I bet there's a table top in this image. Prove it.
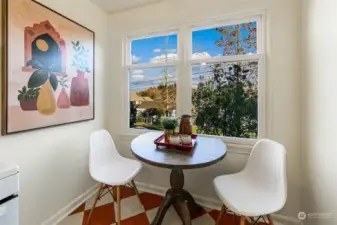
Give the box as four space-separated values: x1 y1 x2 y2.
131 132 227 169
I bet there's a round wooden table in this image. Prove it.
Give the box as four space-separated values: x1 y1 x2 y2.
131 132 227 225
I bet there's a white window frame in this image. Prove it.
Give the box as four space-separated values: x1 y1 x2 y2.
122 11 267 146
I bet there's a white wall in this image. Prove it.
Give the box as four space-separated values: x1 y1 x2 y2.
0 0 108 224
302 0 337 224
107 0 302 219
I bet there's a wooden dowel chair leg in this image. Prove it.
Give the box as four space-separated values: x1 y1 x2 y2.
267 214 274 225
116 186 121 225
131 180 141 203
216 204 227 225
87 183 103 224
107 186 116 202
112 186 117 201
240 216 246 225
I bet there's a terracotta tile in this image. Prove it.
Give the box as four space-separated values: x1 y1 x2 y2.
82 203 115 225
139 193 164 211
120 186 136 199
208 209 238 225
173 203 207 221
70 203 86 215
121 213 149 225
187 203 207 220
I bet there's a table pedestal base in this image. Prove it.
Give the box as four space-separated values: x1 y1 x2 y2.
151 168 203 225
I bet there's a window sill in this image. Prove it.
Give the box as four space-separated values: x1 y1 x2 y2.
120 131 255 155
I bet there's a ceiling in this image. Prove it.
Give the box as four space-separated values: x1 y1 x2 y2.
91 0 168 13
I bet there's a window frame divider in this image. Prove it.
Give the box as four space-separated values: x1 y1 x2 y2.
122 11 267 143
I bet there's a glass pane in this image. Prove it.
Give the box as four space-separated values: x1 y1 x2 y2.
129 67 177 130
131 34 178 64
192 22 257 59
192 60 258 138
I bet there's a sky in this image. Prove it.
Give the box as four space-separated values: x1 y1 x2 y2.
130 22 257 92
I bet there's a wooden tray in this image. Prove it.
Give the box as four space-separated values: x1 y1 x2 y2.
154 134 198 152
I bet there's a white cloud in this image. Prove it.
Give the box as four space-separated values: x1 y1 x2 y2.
153 48 161 53
131 74 144 80
131 69 144 75
150 53 178 63
166 49 177 53
131 69 144 80
132 55 140 63
192 52 211 59
150 51 210 63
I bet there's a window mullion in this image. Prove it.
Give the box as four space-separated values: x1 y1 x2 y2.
176 25 192 117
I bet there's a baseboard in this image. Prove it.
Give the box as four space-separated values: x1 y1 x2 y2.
42 184 99 225
135 181 302 225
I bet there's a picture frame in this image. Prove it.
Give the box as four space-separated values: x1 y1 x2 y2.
1 0 95 135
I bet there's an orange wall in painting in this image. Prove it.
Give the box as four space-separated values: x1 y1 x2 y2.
23 20 67 73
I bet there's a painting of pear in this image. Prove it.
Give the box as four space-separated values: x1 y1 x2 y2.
37 79 56 115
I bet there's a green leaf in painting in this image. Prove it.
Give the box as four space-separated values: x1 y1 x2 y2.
28 70 48 88
49 73 58 91
76 41 80 46
26 60 45 70
23 86 27 93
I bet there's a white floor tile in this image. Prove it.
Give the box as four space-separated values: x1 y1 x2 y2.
85 192 114 210
114 195 145 220
146 207 182 225
191 214 214 225
57 212 83 225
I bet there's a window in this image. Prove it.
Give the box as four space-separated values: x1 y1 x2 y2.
125 15 264 141
191 22 260 139
128 33 178 131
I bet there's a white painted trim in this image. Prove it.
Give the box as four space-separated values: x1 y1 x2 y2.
121 10 268 145
125 61 180 69
42 184 99 225
188 54 261 65
135 181 302 225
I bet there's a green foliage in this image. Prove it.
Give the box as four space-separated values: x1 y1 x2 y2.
18 86 40 101
137 114 144 122
130 101 137 127
26 59 58 91
49 73 58 91
26 59 45 70
215 22 257 56
59 75 69 88
192 62 258 138
72 41 91 73
28 70 48 88
192 22 258 138
161 117 178 130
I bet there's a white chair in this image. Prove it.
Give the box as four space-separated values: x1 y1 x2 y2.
213 139 287 225
88 130 142 225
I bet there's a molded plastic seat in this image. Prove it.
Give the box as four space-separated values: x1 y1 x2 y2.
90 130 142 186
213 139 287 217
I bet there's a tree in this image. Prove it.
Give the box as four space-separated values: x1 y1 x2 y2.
129 101 137 127
192 22 258 138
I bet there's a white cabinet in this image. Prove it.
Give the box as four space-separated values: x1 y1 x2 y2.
0 163 19 225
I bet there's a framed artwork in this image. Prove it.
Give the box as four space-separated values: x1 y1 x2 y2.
1 0 95 135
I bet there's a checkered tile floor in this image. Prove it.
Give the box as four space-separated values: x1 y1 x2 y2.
58 186 267 225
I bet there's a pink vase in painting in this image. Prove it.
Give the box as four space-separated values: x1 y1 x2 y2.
57 88 71 109
70 70 89 107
